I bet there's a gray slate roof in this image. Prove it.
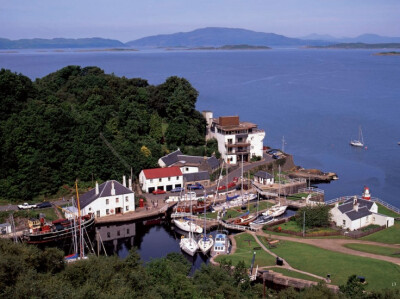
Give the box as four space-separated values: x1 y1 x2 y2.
160 149 220 170
254 171 273 180
345 207 372 221
183 171 210 182
160 150 183 166
79 180 133 209
339 198 374 214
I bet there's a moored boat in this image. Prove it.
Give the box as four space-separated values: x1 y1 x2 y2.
174 218 203 234
198 234 214 255
233 212 258 226
262 204 287 217
249 215 274 230
211 233 230 256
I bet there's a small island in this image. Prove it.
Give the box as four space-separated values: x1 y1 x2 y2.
374 51 400 56
188 44 271 50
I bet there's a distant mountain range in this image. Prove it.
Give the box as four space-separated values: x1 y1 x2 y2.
1 28 400 49
0 37 125 49
126 27 330 47
300 33 400 44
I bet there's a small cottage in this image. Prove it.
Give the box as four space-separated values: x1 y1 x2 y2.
254 171 274 185
330 196 394 231
139 166 183 193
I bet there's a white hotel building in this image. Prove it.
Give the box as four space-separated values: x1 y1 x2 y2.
203 112 265 164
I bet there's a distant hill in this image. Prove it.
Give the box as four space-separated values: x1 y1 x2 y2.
189 44 271 50
300 33 400 44
309 43 400 49
126 27 331 48
0 37 125 49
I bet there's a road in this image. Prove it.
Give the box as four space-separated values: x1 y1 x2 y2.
0 199 70 212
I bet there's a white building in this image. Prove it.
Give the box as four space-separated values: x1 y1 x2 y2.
78 178 135 218
330 196 394 231
203 112 265 164
0 223 11 235
253 171 274 185
139 166 183 193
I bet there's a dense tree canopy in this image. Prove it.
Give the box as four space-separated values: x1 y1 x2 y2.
0 67 208 201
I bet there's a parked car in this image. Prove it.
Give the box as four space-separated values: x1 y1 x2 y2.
227 182 236 188
187 182 204 190
18 203 37 210
233 177 239 183
217 185 227 191
152 189 166 195
170 187 184 193
36 202 52 209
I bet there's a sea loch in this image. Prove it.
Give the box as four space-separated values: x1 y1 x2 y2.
1 48 399 206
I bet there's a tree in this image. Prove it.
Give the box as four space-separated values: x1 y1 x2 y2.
339 274 366 298
149 112 163 142
295 205 332 229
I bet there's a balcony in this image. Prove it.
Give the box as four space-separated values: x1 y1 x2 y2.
225 142 250 148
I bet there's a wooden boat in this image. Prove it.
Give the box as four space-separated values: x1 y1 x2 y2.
233 212 258 226
175 200 211 214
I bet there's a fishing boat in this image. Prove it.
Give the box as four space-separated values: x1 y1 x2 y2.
211 233 230 256
175 199 212 214
350 126 364 147
197 196 214 254
249 215 274 230
180 192 199 256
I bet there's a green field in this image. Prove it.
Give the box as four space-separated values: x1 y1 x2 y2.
260 239 400 290
344 243 400 258
377 203 400 218
214 233 276 268
361 221 400 244
286 193 308 201
269 267 324 283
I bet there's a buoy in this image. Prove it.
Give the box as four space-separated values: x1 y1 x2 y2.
362 186 371 200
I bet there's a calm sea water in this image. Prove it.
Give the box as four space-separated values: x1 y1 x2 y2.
1 49 399 207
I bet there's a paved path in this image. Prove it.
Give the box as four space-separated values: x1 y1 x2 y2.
257 231 400 265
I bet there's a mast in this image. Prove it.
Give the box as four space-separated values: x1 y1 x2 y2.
241 154 244 203
75 181 83 259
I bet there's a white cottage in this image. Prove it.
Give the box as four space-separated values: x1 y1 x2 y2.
139 166 183 193
78 178 135 218
330 196 394 231
253 171 274 185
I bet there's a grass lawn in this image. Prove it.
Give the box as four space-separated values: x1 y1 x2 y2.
286 193 308 201
377 203 400 218
261 239 400 290
361 221 400 244
269 267 324 283
343 243 400 258
214 233 276 268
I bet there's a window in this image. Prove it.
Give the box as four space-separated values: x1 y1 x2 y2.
126 206 129 211
150 179 153 183
106 209 110 215
127 229 130 234
125 196 129 202
116 198 119 203
117 230 120 236
159 178 162 182
342 220 346 226
186 167 189 171
107 232 110 238
176 176 179 180
96 211 100 218
106 198 109 205
89 207 92 211
168 177 171 181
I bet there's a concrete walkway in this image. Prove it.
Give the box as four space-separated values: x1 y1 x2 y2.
257 231 400 265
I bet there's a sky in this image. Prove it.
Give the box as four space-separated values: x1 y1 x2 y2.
1 0 399 42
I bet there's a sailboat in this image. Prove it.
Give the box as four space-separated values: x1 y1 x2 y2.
262 166 287 218
179 191 199 256
350 126 364 147
65 181 89 262
250 193 274 229
198 192 214 254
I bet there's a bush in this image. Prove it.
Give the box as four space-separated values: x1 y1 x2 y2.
295 205 332 229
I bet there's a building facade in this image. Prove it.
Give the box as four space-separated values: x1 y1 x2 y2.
203 112 265 164
139 166 183 193
79 179 135 218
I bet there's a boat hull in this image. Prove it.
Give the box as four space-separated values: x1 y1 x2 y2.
174 219 203 233
23 215 95 244
180 238 199 256
198 237 214 254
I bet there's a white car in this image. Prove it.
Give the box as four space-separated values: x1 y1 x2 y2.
18 203 37 210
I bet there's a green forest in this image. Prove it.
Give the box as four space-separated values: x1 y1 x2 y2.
0 66 218 201
1 239 399 299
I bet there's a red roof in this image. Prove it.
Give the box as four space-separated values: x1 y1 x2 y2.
142 166 182 179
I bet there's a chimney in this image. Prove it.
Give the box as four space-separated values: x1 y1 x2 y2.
129 178 132 191
353 196 357 206
123 175 127 188
95 181 99 195
354 203 358 212
111 181 116 196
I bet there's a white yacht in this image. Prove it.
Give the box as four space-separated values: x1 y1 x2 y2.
198 235 214 255
350 126 364 147
174 218 203 234
262 203 287 217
